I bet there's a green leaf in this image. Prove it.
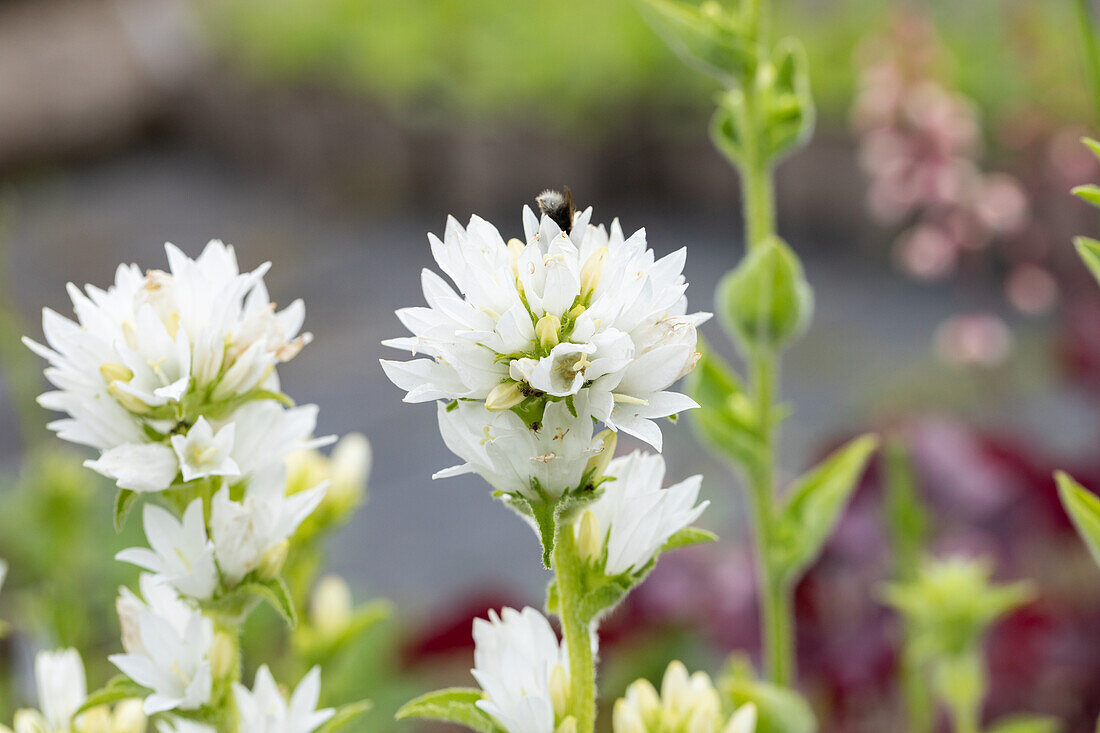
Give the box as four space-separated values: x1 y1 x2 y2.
114 489 137 532
662 526 718 552
1083 137 1100 161
395 688 506 733
985 714 1062 733
317 700 372 732
687 348 765 471
773 434 879 583
718 658 817 733
1074 236 1100 286
1056 471 1100 568
882 439 928 582
242 577 298 628
76 676 149 715
1073 184 1100 208
717 236 814 352
636 0 753 85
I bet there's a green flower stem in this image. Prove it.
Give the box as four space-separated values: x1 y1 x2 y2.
553 523 596 733
746 346 794 686
1075 0 1100 120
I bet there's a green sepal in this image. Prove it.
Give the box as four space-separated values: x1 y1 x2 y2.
317 700 373 732
985 715 1062 733
636 0 753 86
771 434 878 584
1056 471 1100 567
241 577 297 628
395 688 506 733
662 526 719 552
717 654 817 733
687 347 766 472
717 236 814 353
1074 236 1100 286
760 38 815 163
114 489 138 532
1072 184 1100 208
711 88 748 165
76 675 149 715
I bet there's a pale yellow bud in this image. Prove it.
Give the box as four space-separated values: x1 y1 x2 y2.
330 433 371 504
583 429 617 481
580 246 609 299
577 510 602 565
549 663 570 719
110 699 147 733
76 706 111 733
626 679 661 726
722 703 757 733
258 539 289 580
311 574 353 638
12 709 47 733
486 381 525 411
99 362 134 384
555 717 577 733
507 238 526 273
106 382 152 415
612 699 645 733
688 706 717 733
536 315 562 350
568 304 586 320
208 629 238 681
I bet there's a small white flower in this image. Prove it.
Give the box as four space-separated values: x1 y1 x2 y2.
33 648 86 732
170 418 240 483
109 575 213 715
84 442 179 493
155 720 215 733
233 666 334 733
382 206 708 450
210 466 326 586
116 499 219 600
612 661 754 733
433 398 601 501
472 607 569 733
580 452 708 576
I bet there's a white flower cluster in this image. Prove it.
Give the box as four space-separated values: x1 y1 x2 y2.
383 205 708 452
25 240 322 494
471 607 573 733
24 242 343 726
612 662 757 733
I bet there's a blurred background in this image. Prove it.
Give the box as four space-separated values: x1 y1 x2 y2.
0 0 1098 730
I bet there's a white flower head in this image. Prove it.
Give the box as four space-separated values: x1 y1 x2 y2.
210 466 326 586
109 575 213 715
579 452 708 576
472 607 570 733
433 397 602 501
612 661 755 733
170 418 240 483
382 205 708 450
24 240 313 492
233 666 334 733
32 648 87 732
116 499 219 600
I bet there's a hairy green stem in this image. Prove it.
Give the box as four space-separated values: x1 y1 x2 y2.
553 526 596 733
1076 0 1100 120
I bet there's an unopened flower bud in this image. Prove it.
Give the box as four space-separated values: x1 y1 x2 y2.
550 663 570 720
311 574 353 638
507 238 526 273
110 699 147 733
99 362 134 384
208 629 238 681
555 717 577 733
257 539 289 580
536 315 561 350
577 510 602 564
629 679 661 726
613 699 645 733
486 381 525 411
584 429 617 480
77 706 111 733
580 246 609 299
722 703 757 733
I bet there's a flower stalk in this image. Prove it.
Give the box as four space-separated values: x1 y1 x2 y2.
552 525 597 733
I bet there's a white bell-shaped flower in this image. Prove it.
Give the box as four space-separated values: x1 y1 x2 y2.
233 666 334 733
115 499 219 601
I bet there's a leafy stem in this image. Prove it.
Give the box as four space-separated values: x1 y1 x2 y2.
552 522 596 733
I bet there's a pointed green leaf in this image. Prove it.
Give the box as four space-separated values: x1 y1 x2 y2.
1074 236 1100 286
1056 471 1100 568
76 676 149 715
1073 184 1100 208
1082 137 1100 161
985 714 1061 733
395 688 506 733
243 577 298 628
662 526 718 552
114 489 137 532
687 348 765 471
774 434 879 582
317 700 372 732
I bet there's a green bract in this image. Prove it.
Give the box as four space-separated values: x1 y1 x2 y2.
717 236 813 353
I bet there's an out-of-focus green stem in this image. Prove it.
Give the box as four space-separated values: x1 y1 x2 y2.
553 525 596 733
1076 0 1100 119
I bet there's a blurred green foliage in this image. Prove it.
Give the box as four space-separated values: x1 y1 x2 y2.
205 0 1087 135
